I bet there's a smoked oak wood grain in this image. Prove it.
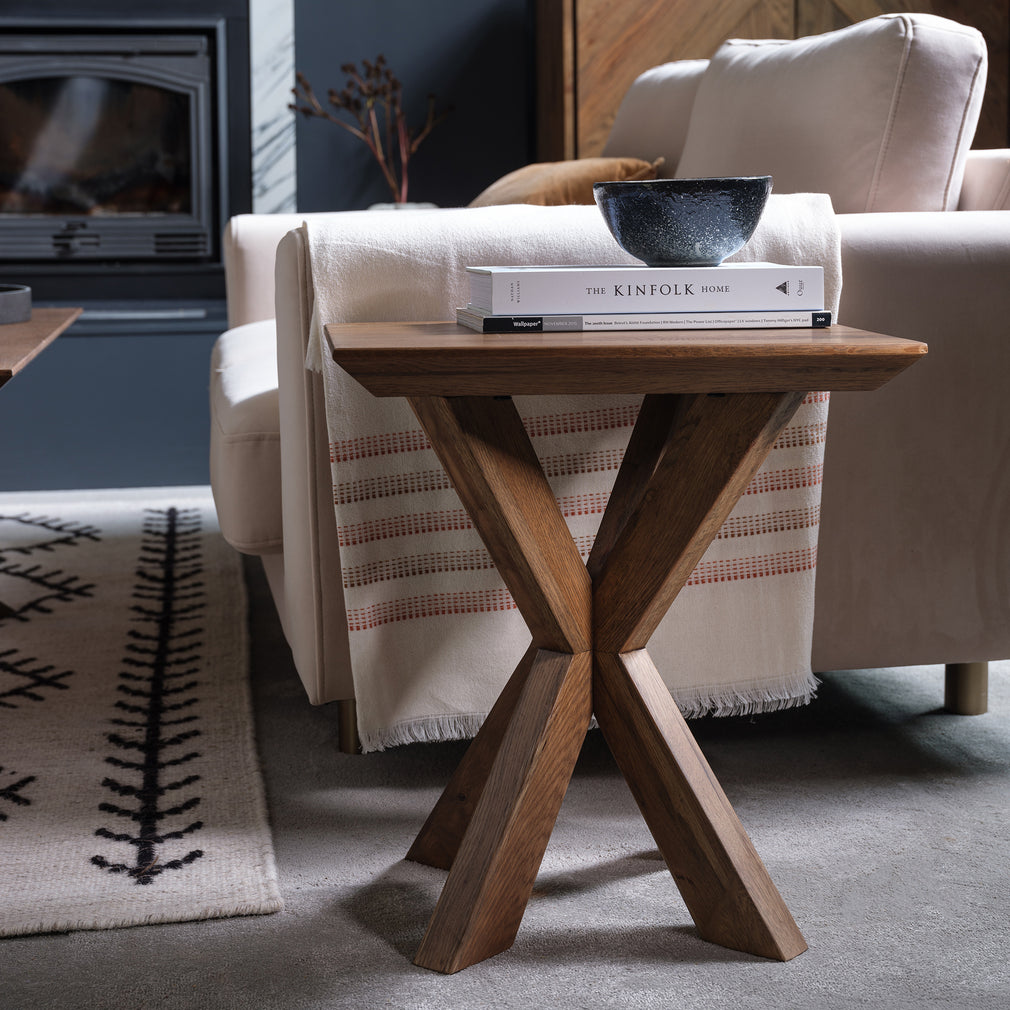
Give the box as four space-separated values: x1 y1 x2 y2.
535 0 576 161
407 643 537 870
594 648 807 961
413 648 593 973
408 394 592 654
537 0 794 159
593 390 806 653
537 0 1006 159
334 319 925 972
587 393 688 580
0 308 82 388
327 321 926 398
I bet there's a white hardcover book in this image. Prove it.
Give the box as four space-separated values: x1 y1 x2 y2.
466 262 824 315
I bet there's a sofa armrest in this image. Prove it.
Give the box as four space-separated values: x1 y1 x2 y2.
223 213 306 327
958 150 1010 210
813 210 1010 670
271 227 355 703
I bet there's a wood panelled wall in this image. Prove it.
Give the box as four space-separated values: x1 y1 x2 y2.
536 0 1009 161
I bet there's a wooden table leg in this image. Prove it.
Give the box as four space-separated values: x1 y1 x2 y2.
413 648 592 973
407 642 538 870
406 395 593 972
406 390 809 971
592 391 807 654
595 648 807 960
592 391 808 961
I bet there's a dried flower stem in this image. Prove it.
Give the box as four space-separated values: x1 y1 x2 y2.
290 55 450 204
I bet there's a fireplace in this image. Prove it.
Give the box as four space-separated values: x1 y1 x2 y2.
0 9 253 303
1 31 218 261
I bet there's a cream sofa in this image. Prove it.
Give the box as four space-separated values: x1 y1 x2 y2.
211 14 1010 749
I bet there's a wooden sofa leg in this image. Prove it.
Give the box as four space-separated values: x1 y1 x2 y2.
944 662 988 715
338 699 362 754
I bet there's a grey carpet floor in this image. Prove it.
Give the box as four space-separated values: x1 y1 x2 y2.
6 554 1009 1009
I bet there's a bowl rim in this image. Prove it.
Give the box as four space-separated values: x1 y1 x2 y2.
593 175 772 190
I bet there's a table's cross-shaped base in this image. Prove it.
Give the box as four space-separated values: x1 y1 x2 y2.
404 390 809 974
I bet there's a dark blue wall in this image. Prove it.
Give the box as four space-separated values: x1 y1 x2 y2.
0 0 534 492
294 0 532 211
0 330 221 491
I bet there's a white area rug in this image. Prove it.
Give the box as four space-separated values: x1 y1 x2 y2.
0 487 282 937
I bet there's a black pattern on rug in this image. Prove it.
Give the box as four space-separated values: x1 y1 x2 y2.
0 512 99 623
0 765 34 822
91 507 207 885
0 512 98 821
1 490 280 936
0 649 75 710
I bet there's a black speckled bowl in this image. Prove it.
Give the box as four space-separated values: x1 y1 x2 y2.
593 176 772 267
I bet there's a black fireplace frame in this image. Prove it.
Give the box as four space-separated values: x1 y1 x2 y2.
0 30 221 262
0 5 251 303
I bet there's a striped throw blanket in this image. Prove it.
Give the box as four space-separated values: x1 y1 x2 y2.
304 198 841 751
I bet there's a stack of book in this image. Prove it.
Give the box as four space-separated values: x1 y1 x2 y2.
456 262 830 333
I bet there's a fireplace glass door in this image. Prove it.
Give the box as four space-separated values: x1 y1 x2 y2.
0 32 217 262
2 75 192 217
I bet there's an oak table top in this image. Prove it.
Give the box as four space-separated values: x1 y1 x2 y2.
325 320 927 397
326 319 927 974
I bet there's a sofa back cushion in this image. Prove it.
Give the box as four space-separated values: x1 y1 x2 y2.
675 14 987 212
601 59 709 176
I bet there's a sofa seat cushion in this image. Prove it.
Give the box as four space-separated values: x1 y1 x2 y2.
675 13 987 213
209 319 283 554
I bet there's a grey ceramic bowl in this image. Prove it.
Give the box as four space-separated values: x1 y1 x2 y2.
0 283 31 324
593 176 772 267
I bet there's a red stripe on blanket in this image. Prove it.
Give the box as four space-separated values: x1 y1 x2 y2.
520 404 640 438
686 547 818 585
716 506 819 540
342 547 499 587
333 432 823 507
540 448 626 478
338 475 821 546
345 547 818 630
743 463 822 496
333 449 628 506
341 534 599 589
772 420 827 450
338 465 822 547
331 396 826 466
330 403 640 464
332 428 431 464
342 509 819 587
337 490 611 546
346 588 518 631
335 469 453 506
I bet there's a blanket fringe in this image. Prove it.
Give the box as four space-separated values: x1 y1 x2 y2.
360 712 488 753
673 670 820 720
359 672 820 752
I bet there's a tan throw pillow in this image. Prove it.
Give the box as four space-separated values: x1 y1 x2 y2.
468 156 663 207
